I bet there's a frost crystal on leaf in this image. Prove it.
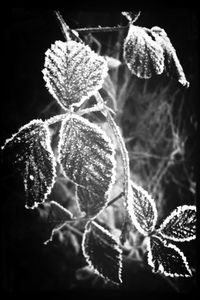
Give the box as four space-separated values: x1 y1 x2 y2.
123 25 164 78
127 181 157 236
158 205 196 242
58 114 115 218
2 120 56 209
82 221 122 284
42 40 108 110
147 234 192 277
151 26 189 87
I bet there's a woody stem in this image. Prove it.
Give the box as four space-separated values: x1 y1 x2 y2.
95 92 131 209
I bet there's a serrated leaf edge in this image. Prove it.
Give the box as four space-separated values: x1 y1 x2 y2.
147 235 192 277
123 25 165 79
82 221 123 284
58 113 116 219
26 122 57 209
1 119 57 210
42 40 109 111
2 119 43 149
157 205 196 242
150 26 189 87
39 123 57 205
127 181 158 236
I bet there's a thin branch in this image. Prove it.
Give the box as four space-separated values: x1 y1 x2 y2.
50 191 125 240
55 11 70 40
106 192 124 207
106 111 131 209
78 104 116 116
55 11 129 36
129 151 171 160
44 222 84 245
64 223 83 237
62 217 90 224
77 103 104 116
56 192 125 226
95 92 131 209
55 11 82 42
76 25 129 34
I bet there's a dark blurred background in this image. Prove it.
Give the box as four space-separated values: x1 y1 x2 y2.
1 9 198 295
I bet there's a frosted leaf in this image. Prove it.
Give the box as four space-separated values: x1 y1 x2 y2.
147 234 192 277
58 114 115 218
157 205 196 242
151 26 189 87
82 221 122 284
123 24 164 78
2 120 56 209
42 40 108 110
127 181 157 236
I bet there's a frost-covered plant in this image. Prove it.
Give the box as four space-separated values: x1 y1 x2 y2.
1 11 196 285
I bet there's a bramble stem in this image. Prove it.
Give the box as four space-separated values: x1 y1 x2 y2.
50 192 125 238
107 192 124 207
44 222 84 245
45 103 115 127
64 223 83 237
95 92 131 209
77 103 104 116
76 25 129 34
45 105 104 126
55 11 82 42
78 104 116 116
55 11 129 38
55 11 71 40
